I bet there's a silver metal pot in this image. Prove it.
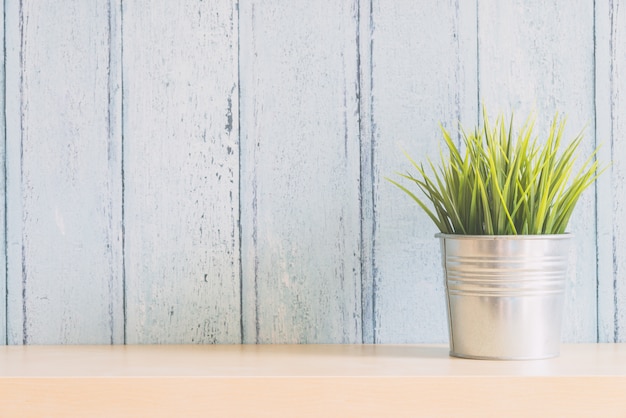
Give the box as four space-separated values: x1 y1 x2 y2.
437 233 571 360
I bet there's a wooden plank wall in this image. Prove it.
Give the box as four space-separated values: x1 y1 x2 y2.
5 1 123 344
122 0 241 344
0 0 4 346
597 0 626 343
2 0 625 344
239 0 362 344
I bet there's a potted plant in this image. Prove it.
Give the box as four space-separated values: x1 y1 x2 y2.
389 109 604 360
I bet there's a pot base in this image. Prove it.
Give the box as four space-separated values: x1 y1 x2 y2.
449 351 559 361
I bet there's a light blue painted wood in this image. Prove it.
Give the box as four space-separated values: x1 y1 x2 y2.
0 0 5 345
122 0 241 343
596 0 626 343
4 0 21 346
370 0 477 343
240 0 362 343
612 0 626 342
5 1 124 344
1 0 625 345
358 0 375 344
478 0 597 342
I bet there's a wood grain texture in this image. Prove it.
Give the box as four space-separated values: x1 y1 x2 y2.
122 0 241 343
596 0 626 343
358 0 375 344
0 0 5 345
2 0 625 346
1 345 626 417
369 0 477 343
477 0 597 342
4 1 124 344
240 0 362 343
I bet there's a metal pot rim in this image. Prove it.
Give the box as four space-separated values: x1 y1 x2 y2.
435 233 572 240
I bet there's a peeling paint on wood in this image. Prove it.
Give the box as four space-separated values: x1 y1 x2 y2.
2 0 626 346
478 0 597 342
597 0 626 343
122 0 241 343
5 1 124 344
611 0 626 343
369 0 477 343
240 0 362 344
0 0 5 345
358 0 375 344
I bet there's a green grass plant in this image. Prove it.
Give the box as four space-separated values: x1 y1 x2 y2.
388 109 604 235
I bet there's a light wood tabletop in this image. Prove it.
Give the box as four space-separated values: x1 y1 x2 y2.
1 344 625 417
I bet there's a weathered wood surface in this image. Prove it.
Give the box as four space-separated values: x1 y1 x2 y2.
122 0 241 344
0 0 5 345
369 0 477 343
477 0 597 342
597 0 626 343
4 1 124 344
358 0 375 344
1 0 625 345
239 1 362 343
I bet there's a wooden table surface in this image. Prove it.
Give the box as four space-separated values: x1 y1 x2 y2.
1 344 626 417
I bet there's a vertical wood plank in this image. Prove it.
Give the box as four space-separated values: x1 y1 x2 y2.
0 0 5 345
370 0 477 343
123 0 241 343
596 0 626 343
240 0 362 343
5 0 20 346
358 0 375 344
5 1 124 344
610 0 626 343
478 0 597 342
